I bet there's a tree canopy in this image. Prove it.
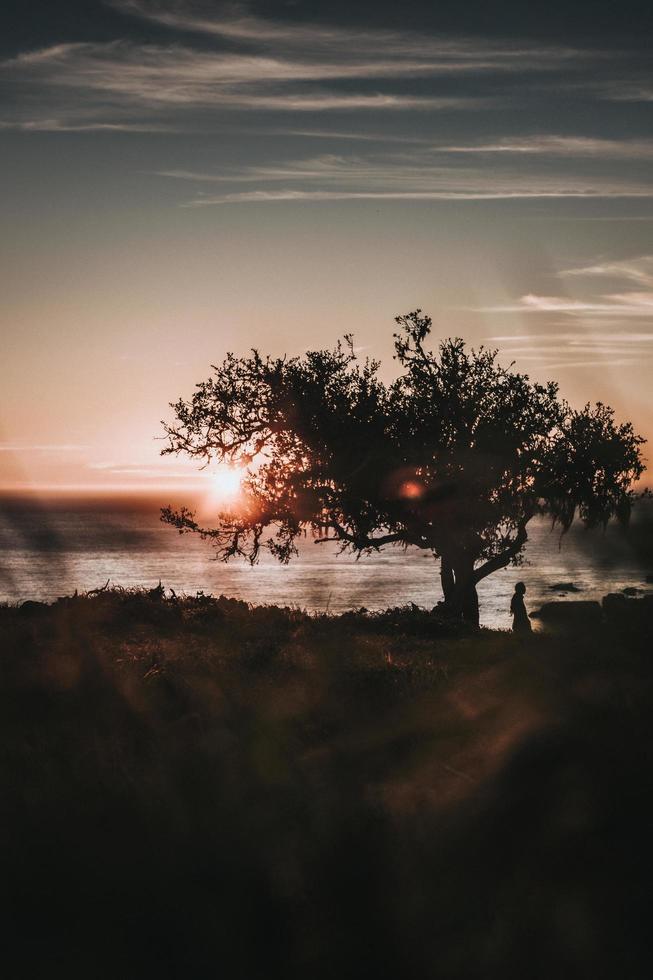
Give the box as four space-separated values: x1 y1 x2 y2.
161 311 645 624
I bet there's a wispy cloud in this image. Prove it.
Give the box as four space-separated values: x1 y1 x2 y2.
151 151 653 204
0 1 607 134
490 332 653 343
269 129 433 144
602 85 653 103
3 1 650 220
437 136 653 158
476 254 653 317
113 1 585 68
478 293 653 315
0 443 89 452
560 255 653 287
0 39 498 121
263 133 653 160
0 118 172 132
182 188 653 206
87 460 211 480
474 252 653 375
485 329 653 372
88 465 192 477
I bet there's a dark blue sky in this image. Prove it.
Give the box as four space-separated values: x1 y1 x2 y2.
2 1 653 50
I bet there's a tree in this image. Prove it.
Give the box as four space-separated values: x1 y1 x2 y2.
161 311 645 625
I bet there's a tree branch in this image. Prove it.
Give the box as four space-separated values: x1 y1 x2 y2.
314 530 406 549
472 520 530 584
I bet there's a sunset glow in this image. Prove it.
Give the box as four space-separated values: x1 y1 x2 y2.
2 6 653 975
209 464 243 504
0 2 651 494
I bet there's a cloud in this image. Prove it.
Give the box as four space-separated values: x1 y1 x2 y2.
527 357 643 370
181 188 653 206
485 330 653 372
476 257 653 317
0 39 499 121
479 293 653 315
88 466 192 477
112 1 584 68
437 136 653 159
151 152 653 203
0 3 607 134
475 253 653 374
603 86 653 103
490 332 653 343
0 443 89 452
3 1 650 223
264 134 653 159
560 255 653 287
608 292 653 309
268 129 432 144
0 118 172 132
6 44 82 67
87 461 212 481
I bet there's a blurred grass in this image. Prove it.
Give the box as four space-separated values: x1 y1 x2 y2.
1 589 652 979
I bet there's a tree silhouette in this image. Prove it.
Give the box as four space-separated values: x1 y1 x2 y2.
161 311 645 625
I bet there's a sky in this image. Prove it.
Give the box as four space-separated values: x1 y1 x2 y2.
1 0 652 494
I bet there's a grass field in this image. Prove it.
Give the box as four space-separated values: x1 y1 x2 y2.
1 590 652 979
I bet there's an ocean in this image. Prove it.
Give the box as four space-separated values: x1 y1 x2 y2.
1 497 651 629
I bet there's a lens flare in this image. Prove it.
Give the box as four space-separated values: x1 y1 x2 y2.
210 464 242 502
399 479 424 499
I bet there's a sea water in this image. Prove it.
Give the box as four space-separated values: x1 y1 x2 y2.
1 497 651 629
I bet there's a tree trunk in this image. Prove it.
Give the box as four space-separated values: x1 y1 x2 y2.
457 575 479 628
438 554 480 628
437 521 531 628
440 556 455 604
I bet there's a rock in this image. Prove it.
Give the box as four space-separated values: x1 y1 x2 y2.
603 592 626 612
603 593 630 625
622 586 642 597
18 600 49 617
549 582 583 593
603 592 653 631
533 600 602 630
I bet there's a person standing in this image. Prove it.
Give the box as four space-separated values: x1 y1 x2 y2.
510 582 532 633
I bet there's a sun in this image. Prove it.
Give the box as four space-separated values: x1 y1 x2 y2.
209 463 243 502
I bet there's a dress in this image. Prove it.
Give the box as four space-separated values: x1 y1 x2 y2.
510 593 532 633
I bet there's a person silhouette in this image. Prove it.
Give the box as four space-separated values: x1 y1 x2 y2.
510 581 532 633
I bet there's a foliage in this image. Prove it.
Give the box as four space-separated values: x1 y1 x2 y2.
161 311 645 622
